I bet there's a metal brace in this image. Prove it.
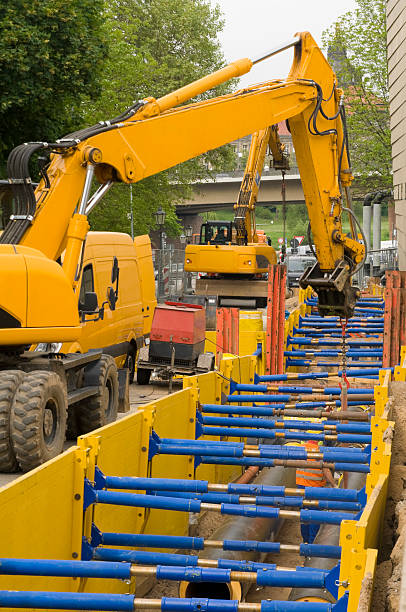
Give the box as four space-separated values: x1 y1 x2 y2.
8 177 31 184
335 579 350 588
10 214 33 222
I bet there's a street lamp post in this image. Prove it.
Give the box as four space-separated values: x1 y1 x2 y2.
179 234 186 295
155 207 166 300
184 225 193 293
185 225 193 242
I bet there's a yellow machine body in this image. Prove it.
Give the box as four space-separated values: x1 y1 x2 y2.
185 243 276 274
60 232 156 366
0 245 80 346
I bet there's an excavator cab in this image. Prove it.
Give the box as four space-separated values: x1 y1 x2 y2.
199 221 233 245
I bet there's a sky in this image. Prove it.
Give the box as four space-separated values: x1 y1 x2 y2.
209 0 358 87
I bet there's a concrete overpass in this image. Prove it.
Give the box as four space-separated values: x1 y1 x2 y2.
175 173 304 216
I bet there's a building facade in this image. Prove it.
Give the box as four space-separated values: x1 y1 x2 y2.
387 0 406 267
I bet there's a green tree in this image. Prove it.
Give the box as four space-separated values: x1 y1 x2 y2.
0 0 107 175
86 0 236 239
323 0 391 191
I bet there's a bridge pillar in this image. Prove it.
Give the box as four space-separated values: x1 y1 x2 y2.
177 213 203 242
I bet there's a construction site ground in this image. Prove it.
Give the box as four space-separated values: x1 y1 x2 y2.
0 380 174 488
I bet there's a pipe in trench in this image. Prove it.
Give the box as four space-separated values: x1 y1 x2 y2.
179 465 295 600
289 469 367 604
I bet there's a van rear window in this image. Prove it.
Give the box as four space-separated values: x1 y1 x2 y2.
79 264 94 308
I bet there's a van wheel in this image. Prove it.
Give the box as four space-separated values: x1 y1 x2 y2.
125 347 137 384
0 370 24 472
137 368 151 385
11 371 67 472
77 355 119 434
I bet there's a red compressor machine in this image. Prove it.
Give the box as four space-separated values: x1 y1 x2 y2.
136 302 215 385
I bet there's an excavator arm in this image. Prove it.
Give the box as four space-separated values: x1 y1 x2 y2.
1 31 365 346
233 124 289 246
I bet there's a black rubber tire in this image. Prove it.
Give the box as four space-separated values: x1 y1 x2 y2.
0 370 24 472
136 367 151 385
125 346 137 384
11 370 67 472
77 355 119 434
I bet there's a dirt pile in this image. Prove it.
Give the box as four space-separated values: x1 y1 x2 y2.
372 382 406 611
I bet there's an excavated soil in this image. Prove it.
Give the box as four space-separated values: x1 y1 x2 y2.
371 381 406 611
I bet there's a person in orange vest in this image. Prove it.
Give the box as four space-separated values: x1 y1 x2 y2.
296 439 336 544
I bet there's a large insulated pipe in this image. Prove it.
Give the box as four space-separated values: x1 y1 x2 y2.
372 193 382 273
179 466 295 600
362 192 374 266
289 469 366 604
370 189 392 274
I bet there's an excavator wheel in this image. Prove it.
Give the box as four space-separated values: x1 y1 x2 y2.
77 355 119 434
11 370 67 472
0 370 24 472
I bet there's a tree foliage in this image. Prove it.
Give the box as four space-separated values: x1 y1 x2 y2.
86 0 236 238
323 0 391 191
0 0 107 174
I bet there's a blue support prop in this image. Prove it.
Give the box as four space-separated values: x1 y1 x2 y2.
0 558 131 580
201 401 373 415
200 425 372 445
0 592 344 612
93 529 341 559
85 481 358 524
200 456 370 472
146 490 362 512
299 544 341 559
0 592 135 611
286 337 383 347
92 547 201 566
99 531 205 551
160 599 240 612
201 415 370 434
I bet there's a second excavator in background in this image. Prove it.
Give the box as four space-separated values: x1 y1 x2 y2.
184 125 289 308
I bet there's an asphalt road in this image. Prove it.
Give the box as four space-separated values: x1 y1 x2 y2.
0 380 177 488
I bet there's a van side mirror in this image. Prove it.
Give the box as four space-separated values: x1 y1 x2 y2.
111 256 119 302
111 256 119 283
107 286 117 311
83 292 98 313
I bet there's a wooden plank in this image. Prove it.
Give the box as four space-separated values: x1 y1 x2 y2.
383 288 392 368
216 308 224 365
266 266 274 374
271 266 279 374
391 287 401 366
231 308 239 355
277 266 287 373
400 288 406 350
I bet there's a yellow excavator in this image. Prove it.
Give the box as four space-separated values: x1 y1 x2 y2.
0 31 364 469
185 125 289 308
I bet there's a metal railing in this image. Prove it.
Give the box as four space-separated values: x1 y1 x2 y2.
153 248 196 301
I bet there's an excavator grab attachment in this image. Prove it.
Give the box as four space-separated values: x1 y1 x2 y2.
300 261 360 318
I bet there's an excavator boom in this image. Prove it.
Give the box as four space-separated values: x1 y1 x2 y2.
1 31 365 347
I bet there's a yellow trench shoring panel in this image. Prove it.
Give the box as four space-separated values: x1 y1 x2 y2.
0 292 399 610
